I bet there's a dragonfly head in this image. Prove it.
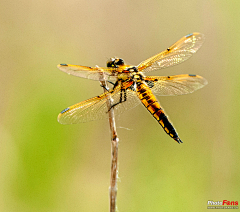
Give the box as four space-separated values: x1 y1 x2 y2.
107 58 125 68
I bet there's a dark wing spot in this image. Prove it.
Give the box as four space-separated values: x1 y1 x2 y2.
167 48 170 51
60 64 68 66
185 33 193 38
60 107 70 114
189 74 196 77
167 76 170 79
146 80 154 88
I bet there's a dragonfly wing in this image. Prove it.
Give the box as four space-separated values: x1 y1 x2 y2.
145 74 208 96
58 82 141 124
138 33 205 72
57 64 119 81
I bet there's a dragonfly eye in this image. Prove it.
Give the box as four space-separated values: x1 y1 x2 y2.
106 58 124 67
107 60 113 67
115 58 124 66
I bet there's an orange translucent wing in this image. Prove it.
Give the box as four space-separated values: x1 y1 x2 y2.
57 64 119 81
145 74 208 96
138 33 205 73
58 81 141 124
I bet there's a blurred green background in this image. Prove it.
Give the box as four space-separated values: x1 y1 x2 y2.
1 0 239 211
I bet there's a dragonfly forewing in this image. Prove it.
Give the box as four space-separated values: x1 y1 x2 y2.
57 64 119 81
138 33 205 73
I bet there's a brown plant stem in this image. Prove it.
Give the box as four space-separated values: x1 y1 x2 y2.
99 79 119 212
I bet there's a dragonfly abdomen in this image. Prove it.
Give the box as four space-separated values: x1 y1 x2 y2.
136 82 182 143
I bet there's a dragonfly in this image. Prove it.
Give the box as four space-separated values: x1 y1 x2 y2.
57 32 207 144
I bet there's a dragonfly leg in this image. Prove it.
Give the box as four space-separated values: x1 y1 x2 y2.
107 80 115 85
100 84 109 91
100 81 116 91
108 89 127 111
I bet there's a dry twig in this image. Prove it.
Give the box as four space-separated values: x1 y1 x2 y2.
99 76 119 212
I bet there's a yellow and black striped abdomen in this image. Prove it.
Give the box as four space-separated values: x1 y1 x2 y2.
136 82 182 143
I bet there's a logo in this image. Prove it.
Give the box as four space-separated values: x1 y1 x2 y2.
207 200 238 209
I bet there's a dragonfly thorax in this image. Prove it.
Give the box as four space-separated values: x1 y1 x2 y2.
132 73 144 83
127 67 144 81
117 66 142 81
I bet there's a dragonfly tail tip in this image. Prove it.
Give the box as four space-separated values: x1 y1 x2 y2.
175 137 183 144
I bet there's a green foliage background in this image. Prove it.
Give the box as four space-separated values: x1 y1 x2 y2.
0 0 239 211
